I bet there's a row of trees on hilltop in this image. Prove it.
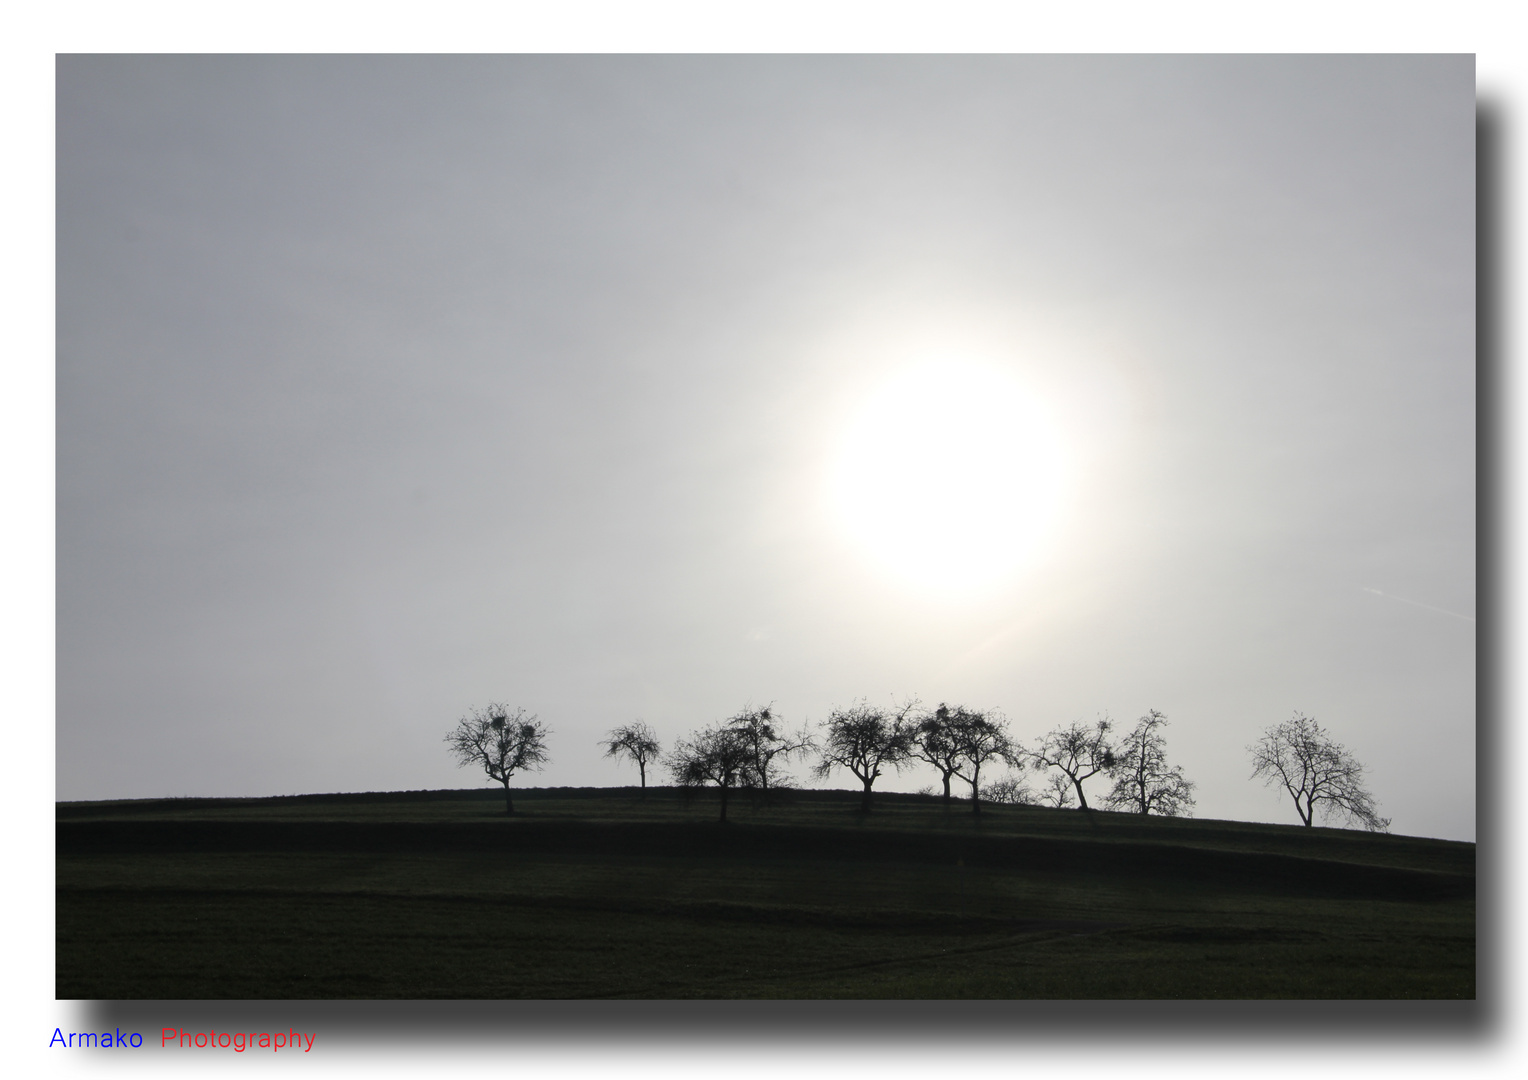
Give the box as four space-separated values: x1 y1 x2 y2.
446 702 1388 831
795 703 1196 819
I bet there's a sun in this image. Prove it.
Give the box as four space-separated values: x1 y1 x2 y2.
827 355 1070 596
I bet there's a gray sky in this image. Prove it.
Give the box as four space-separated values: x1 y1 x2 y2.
56 55 1475 840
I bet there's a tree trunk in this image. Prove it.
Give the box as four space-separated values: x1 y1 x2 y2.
638 761 647 798
861 777 874 813
1074 777 1090 811
719 783 729 823
502 779 514 815
941 773 952 805
1295 791 1313 826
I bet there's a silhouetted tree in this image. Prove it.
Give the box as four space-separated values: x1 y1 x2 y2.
725 706 813 795
601 721 662 797
814 700 916 812
978 775 1034 806
444 704 550 815
946 706 1019 815
1037 772 1076 809
912 704 965 806
1250 712 1389 831
1031 716 1117 811
1103 710 1195 816
667 724 755 822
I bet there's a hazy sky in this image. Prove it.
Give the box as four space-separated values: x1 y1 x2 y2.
56 55 1475 840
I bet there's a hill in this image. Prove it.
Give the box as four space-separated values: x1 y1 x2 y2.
56 787 1474 999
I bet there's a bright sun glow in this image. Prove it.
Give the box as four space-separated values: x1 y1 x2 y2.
828 356 1070 596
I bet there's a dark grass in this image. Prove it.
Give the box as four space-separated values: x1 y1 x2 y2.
57 787 1474 999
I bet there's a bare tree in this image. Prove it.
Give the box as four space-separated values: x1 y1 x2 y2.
813 700 916 812
1103 710 1195 817
444 704 550 815
667 724 755 822
1249 712 1390 832
725 706 813 796
1037 772 1076 809
978 775 1035 806
911 704 965 806
947 706 1019 815
1030 716 1117 811
601 721 662 797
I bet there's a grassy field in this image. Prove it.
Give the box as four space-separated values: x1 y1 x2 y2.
56 787 1474 999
